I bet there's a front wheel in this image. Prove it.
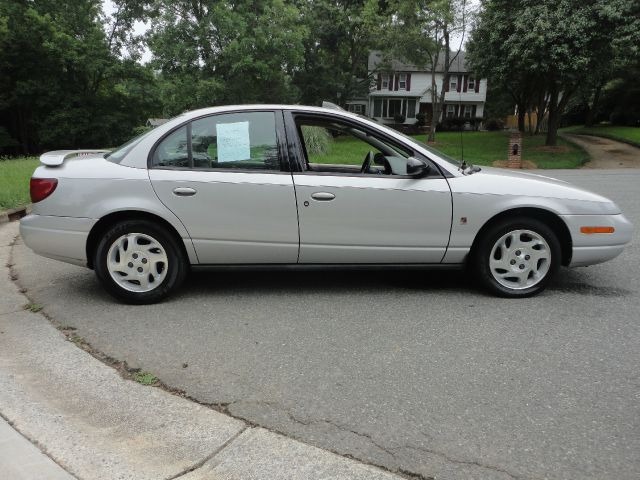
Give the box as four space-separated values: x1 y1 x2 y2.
473 218 561 297
94 220 187 304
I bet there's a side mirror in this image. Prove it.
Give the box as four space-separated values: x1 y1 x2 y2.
406 157 430 178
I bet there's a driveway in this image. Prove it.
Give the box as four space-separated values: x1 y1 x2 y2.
10 170 640 480
563 133 640 168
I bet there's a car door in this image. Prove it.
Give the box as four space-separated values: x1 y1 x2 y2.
148 110 299 264
286 112 452 264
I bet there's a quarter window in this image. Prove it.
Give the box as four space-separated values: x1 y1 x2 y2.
152 126 189 168
152 112 280 171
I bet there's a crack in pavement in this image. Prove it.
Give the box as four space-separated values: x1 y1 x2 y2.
165 426 248 480
230 399 531 480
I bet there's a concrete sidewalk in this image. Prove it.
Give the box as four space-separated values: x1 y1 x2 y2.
0 220 402 480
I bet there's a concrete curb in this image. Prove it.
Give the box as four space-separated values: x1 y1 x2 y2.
0 220 403 480
0 204 31 224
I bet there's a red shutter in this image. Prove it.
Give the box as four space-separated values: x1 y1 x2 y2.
455 105 459 117
376 73 381 91
463 75 468 92
406 73 411 91
475 78 480 93
472 105 477 117
457 75 462 92
444 75 449 92
394 74 399 91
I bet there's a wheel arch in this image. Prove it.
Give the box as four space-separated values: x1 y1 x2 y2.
86 210 191 269
469 207 572 266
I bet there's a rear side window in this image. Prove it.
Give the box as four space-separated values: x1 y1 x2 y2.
152 111 280 171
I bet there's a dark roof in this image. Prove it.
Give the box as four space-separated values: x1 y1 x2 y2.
368 51 469 73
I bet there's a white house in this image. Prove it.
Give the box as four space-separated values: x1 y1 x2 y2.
346 51 487 126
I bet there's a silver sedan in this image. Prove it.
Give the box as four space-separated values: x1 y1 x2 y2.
20 105 633 303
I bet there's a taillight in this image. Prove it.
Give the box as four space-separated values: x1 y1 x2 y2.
30 178 58 203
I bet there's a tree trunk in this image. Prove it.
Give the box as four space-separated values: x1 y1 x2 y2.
585 81 602 127
534 91 547 135
545 85 559 146
517 105 526 132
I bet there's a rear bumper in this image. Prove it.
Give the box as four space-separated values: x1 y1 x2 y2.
20 214 96 267
561 213 633 267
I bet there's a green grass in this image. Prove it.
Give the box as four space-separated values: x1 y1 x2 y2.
0 157 39 210
132 371 158 386
562 125 640 147
307 131 587 169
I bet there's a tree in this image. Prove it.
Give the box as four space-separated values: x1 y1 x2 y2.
146 0 307 115
380 0 471 142
468 0 640 145
0 0 160 154
292 0 383 107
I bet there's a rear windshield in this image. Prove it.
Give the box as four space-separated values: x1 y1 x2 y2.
105 130 154 164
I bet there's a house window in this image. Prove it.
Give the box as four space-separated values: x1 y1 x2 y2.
381 73 389 90
449 76 457 91
388 99 403 117
468 78 475 90
463 105 472 118
446 104 456 118
348 104 365 115
398 73 407 90
373 98 382 117
407 99 416 119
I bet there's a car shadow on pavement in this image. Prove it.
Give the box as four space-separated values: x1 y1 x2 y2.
184 268 469 296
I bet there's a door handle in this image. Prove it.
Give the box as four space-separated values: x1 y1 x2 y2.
311 192 335 201
173 187 197 196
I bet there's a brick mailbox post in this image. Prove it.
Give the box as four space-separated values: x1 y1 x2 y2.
508 132 522 168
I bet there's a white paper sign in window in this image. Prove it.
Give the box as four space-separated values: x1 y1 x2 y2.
216 121 251 162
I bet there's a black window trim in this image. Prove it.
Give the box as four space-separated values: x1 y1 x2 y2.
147 109 293 174
283 110 447 180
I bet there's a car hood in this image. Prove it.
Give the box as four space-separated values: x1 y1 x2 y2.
450 166 621 214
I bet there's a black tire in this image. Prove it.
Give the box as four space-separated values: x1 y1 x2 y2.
94 220 188 304
472 217 561 298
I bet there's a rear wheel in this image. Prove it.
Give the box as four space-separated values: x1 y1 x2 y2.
473 218 561 297
94 220 187 304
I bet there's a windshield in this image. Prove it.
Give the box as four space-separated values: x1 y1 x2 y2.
105 130 154 164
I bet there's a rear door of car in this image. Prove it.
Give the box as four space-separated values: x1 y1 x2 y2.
284 111 453 264
148 109 300 264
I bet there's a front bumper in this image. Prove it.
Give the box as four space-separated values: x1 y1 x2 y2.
20 214 96 267
561 213 634 267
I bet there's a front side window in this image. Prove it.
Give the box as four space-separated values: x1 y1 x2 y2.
296 117 411 175
468 78 475 90
152 111 280 171
464 105 472 118
449 77 457 91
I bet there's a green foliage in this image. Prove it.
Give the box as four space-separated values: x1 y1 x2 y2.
562 125 640 147
0 0 161 154
132 371 158 386
301 126 332 156
0 157 38 209
467 0 640 145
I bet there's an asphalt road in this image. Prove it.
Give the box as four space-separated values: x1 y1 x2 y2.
12 169 640 480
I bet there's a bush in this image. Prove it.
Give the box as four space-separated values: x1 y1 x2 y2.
393 114 406 123
485 118 505 131
415 113 427 126
301 125 331 155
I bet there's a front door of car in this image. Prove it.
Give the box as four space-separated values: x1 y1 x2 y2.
287 113 452 264
148 110 299 264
